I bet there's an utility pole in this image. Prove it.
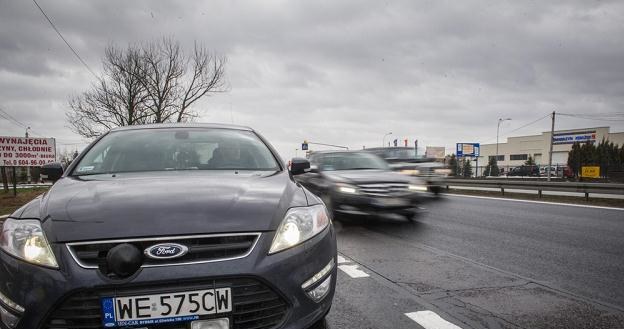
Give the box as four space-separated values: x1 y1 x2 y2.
496 118 511 162
547 111 556 181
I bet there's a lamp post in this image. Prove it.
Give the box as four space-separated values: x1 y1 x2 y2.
382 132 392 147
496 118 511 162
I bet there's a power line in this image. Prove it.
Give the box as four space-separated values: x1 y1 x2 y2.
31 0 98 79
558 113 624 122
505 113 552 135
0 108 45 137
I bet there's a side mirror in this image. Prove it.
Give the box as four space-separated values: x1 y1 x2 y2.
290 158 311 175
41 162 64 182
309 164 320 173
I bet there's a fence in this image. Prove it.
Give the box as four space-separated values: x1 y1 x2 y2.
446 179 624 200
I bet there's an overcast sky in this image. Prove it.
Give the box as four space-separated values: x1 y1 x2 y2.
1 0 623 159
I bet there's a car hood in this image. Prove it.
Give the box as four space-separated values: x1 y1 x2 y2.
17 171 307 242
322 170 417 184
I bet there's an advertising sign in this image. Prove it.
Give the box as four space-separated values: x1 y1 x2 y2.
0 136 56 167
552 130 596 145
581 166 600 178
425 146 445 159
456 143 480 157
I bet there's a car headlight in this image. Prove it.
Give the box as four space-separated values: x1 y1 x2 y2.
434 168 452 175
0 218 58 268
400 169 420 176
408 184 428 192
336 183 358 194
269 205 330 254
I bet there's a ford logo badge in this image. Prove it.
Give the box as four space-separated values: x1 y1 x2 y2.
144 243 189 260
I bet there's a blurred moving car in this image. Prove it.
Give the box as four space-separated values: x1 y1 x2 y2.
507 165 540 177
293 151 432 221
364 147 450 194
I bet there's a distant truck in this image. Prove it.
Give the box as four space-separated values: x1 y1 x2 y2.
364 147 450 194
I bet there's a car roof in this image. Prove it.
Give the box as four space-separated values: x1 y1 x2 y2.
365 147 413 151
110 122 254 132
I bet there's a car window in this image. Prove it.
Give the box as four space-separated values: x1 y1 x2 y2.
72 128 280 175
318 152 389 171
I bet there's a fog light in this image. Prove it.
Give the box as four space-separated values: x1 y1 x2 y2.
0 291 24 314
301 258 334 290
191 318 229 329
307 275 332 302
0 305 20 329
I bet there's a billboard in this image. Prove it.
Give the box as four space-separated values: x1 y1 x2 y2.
456 143 480 157
0 136 56 167
425 146 445 159
581 166 600 178
552 130 596 145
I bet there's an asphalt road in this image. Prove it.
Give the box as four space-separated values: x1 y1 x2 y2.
326 194 624 329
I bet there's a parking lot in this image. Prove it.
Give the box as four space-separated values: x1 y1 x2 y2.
325 195 624 329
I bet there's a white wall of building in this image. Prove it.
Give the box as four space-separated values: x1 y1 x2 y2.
478 127 622 167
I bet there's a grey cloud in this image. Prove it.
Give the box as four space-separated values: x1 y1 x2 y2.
1 0 623 159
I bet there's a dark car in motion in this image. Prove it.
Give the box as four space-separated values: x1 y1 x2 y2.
507 165 540 177
294 151 432 221
0 124 336 329
364 147 450 194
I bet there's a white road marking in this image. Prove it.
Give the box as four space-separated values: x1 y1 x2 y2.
337 255 348 264
338 264 370 278
405 311 462 329
444 193 624 211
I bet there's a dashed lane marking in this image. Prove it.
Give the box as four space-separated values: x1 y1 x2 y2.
338 264 370 278
405 311 462 329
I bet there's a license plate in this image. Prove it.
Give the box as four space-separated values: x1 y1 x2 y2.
375 198 409 207
101 288 232 327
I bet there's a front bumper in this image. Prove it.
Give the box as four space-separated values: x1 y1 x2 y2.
0 225 337 329
331 191 433 217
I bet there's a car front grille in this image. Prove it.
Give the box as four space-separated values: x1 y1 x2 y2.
42 277 288 329
357 182 410 197
67 233 260 271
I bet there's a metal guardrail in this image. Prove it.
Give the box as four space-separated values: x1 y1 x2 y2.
446 179 624 200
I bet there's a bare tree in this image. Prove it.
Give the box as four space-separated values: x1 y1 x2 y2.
67 38 227 138
67 45 150 138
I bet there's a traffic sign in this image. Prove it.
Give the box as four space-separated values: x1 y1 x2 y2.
302 141 308 150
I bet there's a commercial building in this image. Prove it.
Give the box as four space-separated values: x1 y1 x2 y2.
477 126 624 167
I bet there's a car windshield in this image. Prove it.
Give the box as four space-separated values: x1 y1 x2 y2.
71 128 280 175
318 152 389 171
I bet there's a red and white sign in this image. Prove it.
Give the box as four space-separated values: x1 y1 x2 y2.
0 136 56 167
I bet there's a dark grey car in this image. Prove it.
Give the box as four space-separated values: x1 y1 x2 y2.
294 151 432 221
0 123 336 329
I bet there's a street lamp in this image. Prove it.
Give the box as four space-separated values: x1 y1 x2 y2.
382 132 393 147
496 118 511 162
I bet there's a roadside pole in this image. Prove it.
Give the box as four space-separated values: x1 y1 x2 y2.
547 111 555 182
12 167 17 196
1 167 8 192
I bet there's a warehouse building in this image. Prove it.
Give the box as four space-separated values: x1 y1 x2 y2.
477 126 624 167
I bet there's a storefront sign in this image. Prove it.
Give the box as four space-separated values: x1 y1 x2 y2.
552 130 596 145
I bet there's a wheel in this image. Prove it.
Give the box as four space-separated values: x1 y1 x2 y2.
405 210 419 222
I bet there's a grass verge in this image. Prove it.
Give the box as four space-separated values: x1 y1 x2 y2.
444 188 624 208
0 187 50 215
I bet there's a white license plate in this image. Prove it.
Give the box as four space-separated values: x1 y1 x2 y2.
101 288 232 327
376 198 409 207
